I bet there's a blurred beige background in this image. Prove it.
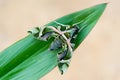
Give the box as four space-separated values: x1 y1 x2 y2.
0 0 120 80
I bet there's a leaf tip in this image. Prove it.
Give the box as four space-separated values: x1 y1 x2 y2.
97 3 108 9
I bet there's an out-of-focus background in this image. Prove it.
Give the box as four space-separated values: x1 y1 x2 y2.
0 0 120 80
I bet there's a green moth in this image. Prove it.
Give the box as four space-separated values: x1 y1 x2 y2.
28 21 80 74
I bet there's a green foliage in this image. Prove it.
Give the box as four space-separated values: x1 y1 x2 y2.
0 3 107 80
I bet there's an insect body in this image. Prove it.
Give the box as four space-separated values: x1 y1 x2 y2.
28 21 80 74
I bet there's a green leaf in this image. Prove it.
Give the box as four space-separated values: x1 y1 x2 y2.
0 35 58 80
0 3 107 80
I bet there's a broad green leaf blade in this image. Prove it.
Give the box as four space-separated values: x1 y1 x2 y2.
1 49 57 80
0 35 58 80
0 3 107 80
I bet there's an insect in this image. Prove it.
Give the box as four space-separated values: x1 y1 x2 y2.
28 21 80 74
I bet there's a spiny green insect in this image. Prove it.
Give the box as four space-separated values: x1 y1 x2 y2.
28 21 80 74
